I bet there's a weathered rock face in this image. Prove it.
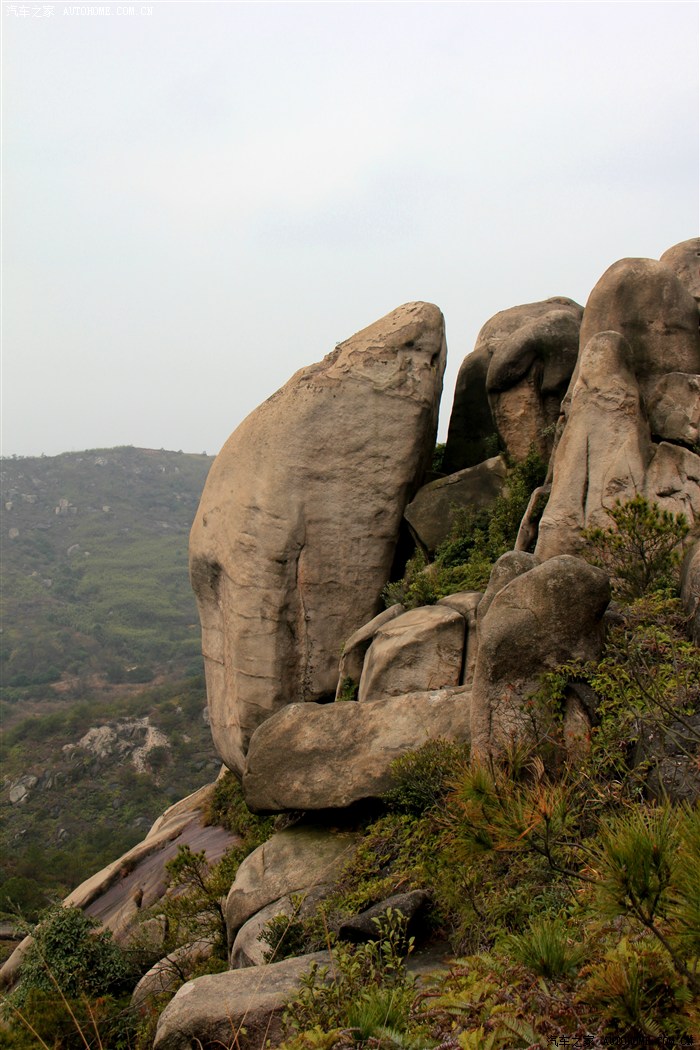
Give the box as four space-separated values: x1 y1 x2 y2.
242 687 472 812
335 604 405 700
645 372 700 446
190 303 446 776
444 298 582 471
575 258 700 398
153 951 332 1050
442 345 495 472
660 237 700 302
225 827 358 942
535 330 700 561
535 332 650 560
437 591 482 686
404 455 508 555
230 885 328 969
470 555 610 755
0 779 236 990
358 605 465 702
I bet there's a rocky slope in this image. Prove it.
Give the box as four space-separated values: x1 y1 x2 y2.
2 239 699 1049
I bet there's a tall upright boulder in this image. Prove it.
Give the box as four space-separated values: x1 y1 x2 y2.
660 237 700 303
535 253 700 561
572 257 699 401
535 332 651 559
470 555 610 755
444 297 582 472
190 303 446 775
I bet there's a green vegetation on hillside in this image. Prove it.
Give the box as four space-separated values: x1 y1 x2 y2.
0 675 220 924
0 446 213 698
384 448 546 608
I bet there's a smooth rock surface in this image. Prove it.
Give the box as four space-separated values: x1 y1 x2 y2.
230 886 329 969
153 951 331 1050
404 455 507 554
132 939 215 1009
243 687 472 812
660 237 700 302
537 330 700 560
0 779 235 989
443 345 496 472
190 302 446 775
336 604 405 700
358 605 465 702
437 591 482 685
470 555 609 755
535 332 650 560
575 258 700 397
338 889 430 943
225 827 357 941
444 298 581 470
645 372 700 447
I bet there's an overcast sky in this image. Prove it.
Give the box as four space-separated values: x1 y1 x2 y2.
2 0 698 459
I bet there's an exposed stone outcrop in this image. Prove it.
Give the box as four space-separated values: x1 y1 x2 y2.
153 951 332 1050
132 939 216 1009
242 687 472 812
0 779 236 989
190 302 446 776
335 604 405 700
337 889 430 943
230 886 329 969
225 827 358 942
444 298 582 472
358 605 465 702
470 555 610 755
660 237 700 303
404 455 507 555
645 372 700 446
437 591 482 685
574 258 699 401
535 329 700 561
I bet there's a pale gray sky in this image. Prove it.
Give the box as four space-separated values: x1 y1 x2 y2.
2 1 698 458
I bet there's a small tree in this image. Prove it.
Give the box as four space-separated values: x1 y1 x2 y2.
582 495 689 600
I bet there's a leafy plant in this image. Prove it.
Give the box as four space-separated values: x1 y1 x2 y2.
384 738 470 815
336 676 359 703
282 910 416 1044
384 449 546 610
582 494 689 600
2 904 138 1049
502 915 587 978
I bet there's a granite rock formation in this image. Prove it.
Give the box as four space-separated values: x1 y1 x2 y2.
190 303 446 776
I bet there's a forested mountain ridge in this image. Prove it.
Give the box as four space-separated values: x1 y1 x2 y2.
1 446 214 707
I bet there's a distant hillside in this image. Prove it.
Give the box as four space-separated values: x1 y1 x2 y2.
0 674 221 930
0 447 214 713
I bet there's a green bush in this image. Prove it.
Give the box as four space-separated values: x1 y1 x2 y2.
384 738 470 815
2 904 138 1049
384 449 546 610
502 916 587 979
282 910 416 1044
582 494 689 600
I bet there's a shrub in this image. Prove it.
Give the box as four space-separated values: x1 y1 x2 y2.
582 494 689 600
11 905 132 1007
282 910 415 1042
384 738 470 815
384 448 546 610
2 904 137 1049
502 916 587 979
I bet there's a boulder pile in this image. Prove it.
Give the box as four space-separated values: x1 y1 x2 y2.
5 239 699 1046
